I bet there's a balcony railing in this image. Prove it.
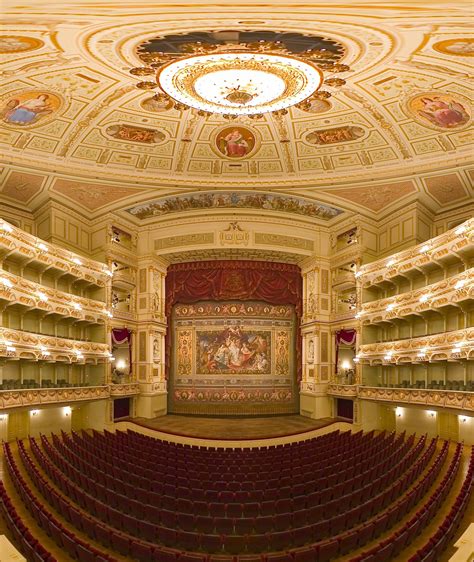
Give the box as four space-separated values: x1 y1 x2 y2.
0 269 110 323
359 269 473 325
358 386 474 412
357 219 473 287
0 220 112 287
326 384 473 412
109 383 140 396
0 327 110 363
358 328 473 365
0 385 110 410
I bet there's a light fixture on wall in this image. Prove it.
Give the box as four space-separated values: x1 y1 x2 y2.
386 304 395 312
420 244 430 254
395 407 403 417
419 294 430 303
131 40 351 117
427 410 436 418
386 259 396 268
0 277 13 288
459 415 469 423
30 410 40 416
72 258 82 266
0 414 8 421
116 359 127 371
454 279 466 290
37 242 48 252
63 406 72 416
37 291 48 302
455 225 467 235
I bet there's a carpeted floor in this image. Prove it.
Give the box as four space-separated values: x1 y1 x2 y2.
129 414 343 439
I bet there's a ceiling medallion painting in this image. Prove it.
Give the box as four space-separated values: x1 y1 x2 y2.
406 92 470 130
214 126 257 158
432 38 474 57
0 36 44 54
125 191 343 220
1 90 64 128
130 30 349 118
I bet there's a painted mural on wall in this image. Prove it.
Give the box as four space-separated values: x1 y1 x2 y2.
0 36 44 53
215 126 256 158
1 90 63 127
105 124 165 143
406 93 470 130
432 38 474 56
126 191 343 220
197 326 271 375
305 126 365 145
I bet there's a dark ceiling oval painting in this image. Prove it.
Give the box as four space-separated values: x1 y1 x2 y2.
125 192 343 220
136 30 346 64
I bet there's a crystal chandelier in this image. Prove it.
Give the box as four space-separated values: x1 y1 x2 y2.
130 40 350 118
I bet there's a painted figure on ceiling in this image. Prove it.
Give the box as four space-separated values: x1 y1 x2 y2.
418 97 469 128
4 94 52 124
223 128 250 157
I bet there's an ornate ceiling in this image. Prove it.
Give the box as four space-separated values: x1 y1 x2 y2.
0 1 472 220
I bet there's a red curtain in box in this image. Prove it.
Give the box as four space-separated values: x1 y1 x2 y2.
165 260 303 380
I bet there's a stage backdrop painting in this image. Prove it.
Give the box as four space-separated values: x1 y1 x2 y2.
166 261 302 415
171 301 297 415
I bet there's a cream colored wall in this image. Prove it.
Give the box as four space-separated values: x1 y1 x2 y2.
34 201 92 256
29 406 72 438
375 202 433 259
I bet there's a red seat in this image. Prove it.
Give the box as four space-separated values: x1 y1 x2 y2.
316 539 339 562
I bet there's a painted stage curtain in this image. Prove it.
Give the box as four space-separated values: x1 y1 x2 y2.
165 260 303 380
335 328 356 373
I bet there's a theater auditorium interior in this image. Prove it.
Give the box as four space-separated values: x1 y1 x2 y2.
0 1 473 561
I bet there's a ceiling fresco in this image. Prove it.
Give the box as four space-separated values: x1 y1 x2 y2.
0 1 472 218
125 192 344 221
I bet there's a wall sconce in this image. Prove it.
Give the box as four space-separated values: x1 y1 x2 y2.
0 414 8 421
37 242 48 252
395 407 403 418
459 416 468 423
427 410 436 418
116 359 127 371
30 410 40 416
63 406 72 417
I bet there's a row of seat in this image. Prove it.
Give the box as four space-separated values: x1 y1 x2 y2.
53 432 413 508
77 430 383 478
65 430 398 492
0 480 56 562
3 442 114 562
18 430 460 561
38 433 430 539
351 442 466 562
408 447 474 562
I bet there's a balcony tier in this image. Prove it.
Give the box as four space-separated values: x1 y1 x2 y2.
0 269 110 324
326 384 474 412
357 219 473 288
358 328 473 364
0 221 111 287
0 327 110 363
359 269 473 325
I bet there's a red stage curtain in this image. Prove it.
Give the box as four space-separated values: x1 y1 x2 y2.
165 260 302 380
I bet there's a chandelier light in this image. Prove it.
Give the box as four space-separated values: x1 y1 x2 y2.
131 40 350 117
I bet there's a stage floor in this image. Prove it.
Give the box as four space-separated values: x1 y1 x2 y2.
129 414 342 440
